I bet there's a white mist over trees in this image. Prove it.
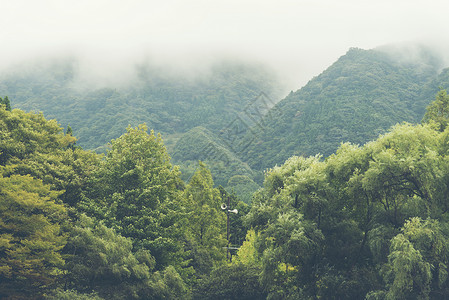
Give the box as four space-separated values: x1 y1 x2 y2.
2 0 449 90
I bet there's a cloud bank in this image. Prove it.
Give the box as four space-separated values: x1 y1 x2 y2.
1 0 449 90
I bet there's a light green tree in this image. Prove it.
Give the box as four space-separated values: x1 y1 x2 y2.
182 161 227 274
0 105 75 166
0 170 67 299
233 228 259 265
381 217 449 300
0 105 101 207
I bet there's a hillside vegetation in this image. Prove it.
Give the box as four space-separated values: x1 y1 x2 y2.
3 89 449 298
1 59 283 151
4 46 449 200
242 46 444 170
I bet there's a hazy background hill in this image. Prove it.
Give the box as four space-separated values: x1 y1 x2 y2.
0 57 283 202
241 45 447 171
0 59 284 152
2 43 449 201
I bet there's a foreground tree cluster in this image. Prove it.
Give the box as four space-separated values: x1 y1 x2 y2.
0 101 248 299
2 90 449 299
244 90 449 299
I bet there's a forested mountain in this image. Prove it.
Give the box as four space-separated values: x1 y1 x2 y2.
0 59 283 151
241 46 445 170
4 45 449 181
3 44 449 203
172 126 260 203
0 58 284 202
5 43 449 299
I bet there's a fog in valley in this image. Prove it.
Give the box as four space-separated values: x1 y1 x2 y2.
2 0 449 93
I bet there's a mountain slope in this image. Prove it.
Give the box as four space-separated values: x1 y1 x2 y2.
172 126 260 202
241 46 444 170
1 59 283 151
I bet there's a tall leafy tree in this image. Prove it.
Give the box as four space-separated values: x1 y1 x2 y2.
0 170 67 299
81 124 184 269
380 217 449 300
182 162 227 275
66 125 73 136
423 89 449 131
0 105 74 166
0 96 11 111
63 214 189 300
0 104 100 207
246 118 449 298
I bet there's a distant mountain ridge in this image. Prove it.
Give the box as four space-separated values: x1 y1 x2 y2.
0 59 283 151
240 46 446 170
2 44 449 201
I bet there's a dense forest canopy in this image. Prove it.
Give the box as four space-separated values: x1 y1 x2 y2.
0 104 251 299
5 45 449 204
1 58 285 204
241 46 446 170
2 88 449 299
3 44 449 299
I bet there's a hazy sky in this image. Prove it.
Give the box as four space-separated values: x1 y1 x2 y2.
1 0 449 90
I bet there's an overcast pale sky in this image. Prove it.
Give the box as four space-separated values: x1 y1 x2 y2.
1 0 448 90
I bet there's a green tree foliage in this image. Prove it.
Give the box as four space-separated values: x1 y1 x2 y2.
245 119 449 299
181 162 227 275
80 124 184 269
0 105 75 166
63 214 189 300
0 105 193 297
0 170 67 299
183 162 224 248
242 46 443 170
233 228 260 265
192 228 267 299
193 264 267 300
0 104 101 207
423 89 449 131
65 124 78 150
0 96 11 111
47 289 104 300
66 124 73 136
380 217 449 300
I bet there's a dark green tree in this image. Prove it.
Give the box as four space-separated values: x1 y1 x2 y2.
193 264 267 300
423 89 449 131
63 214 190 300
66 124 73 136
0 96 11 111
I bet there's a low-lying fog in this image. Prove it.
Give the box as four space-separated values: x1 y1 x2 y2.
2 0 449 93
